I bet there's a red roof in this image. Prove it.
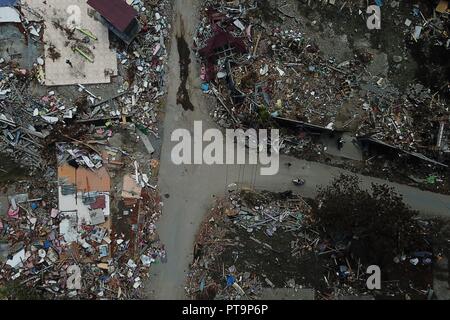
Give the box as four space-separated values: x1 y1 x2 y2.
87 0 137 32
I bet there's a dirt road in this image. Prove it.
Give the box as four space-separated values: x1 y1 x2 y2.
145 0 450 299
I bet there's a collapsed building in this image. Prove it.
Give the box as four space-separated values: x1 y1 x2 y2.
87 0 141 45
194 0 450 174
0 0 171 299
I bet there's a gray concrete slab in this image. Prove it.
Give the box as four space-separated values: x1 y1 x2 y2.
322 132 363 161
0 24 42 69
25 0 118 85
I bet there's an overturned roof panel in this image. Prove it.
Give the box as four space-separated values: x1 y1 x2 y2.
0 6 20 22
198 29 247 59
87 0 137 32
76 167 111 192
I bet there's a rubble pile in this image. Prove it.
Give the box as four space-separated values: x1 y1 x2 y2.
0 0 171 299
187 189 437 300
186 196 265 300
0 135 163 299
85 0 173 133
225 191 312 236
56 143 103 169
194 0 449 160
194 0 357 129
355 80 448 154
186 190 315 300
0 62 73 170
0 0 172 172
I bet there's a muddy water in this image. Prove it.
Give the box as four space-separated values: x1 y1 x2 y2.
176 34 194 111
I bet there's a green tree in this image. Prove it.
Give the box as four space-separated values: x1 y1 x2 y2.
0 281 42 300
315 174 419 266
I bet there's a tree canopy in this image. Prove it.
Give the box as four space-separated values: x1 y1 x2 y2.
315 174 420 266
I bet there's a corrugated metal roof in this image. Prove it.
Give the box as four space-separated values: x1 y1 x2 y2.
87 0 137 32
58 164 111 192
76 167 111 192
0 0 18 8
121 174 142 199
58 164 77 185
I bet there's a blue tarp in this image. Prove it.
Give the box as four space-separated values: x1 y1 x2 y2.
226 275 235 287
201 83 209 93
0 0 18 7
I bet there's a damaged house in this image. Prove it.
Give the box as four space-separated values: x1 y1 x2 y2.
57 143 111 243
87 0 140 45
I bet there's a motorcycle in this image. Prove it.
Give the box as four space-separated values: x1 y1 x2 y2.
292 178 305 186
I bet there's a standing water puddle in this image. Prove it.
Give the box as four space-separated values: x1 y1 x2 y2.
176 35 194 111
